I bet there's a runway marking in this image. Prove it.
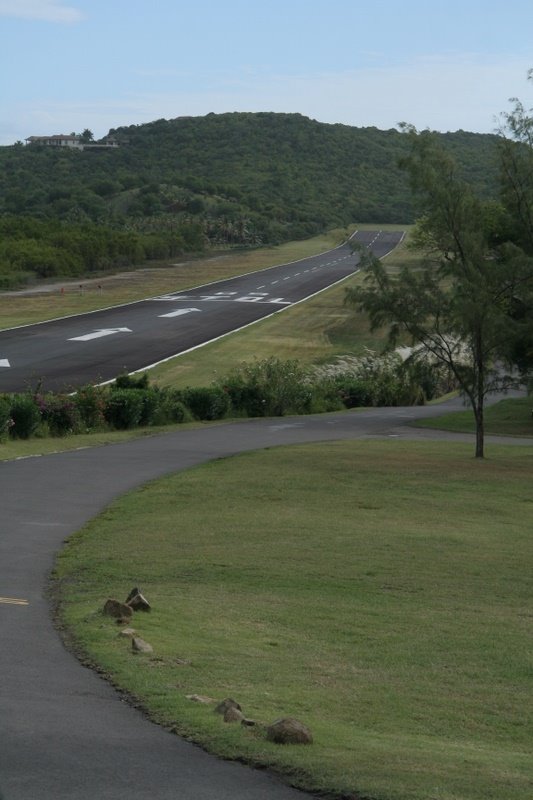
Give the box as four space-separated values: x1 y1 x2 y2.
0 596 29 606
69 328 131 342
151 291 290 306
158 307 201 319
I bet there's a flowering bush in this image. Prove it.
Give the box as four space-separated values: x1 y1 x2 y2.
35 393 81 436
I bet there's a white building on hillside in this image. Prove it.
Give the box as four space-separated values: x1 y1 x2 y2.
25 134 84 148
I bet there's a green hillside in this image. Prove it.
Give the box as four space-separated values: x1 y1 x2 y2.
0 113 500 287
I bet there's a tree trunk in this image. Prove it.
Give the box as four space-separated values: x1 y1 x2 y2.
473 335 485 459
474 403 484 458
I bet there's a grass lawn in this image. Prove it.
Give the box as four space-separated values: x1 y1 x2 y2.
416 396 533 438
0 423 207 462
55 439 533 800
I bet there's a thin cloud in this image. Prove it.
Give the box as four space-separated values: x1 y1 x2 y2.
0 1 85 23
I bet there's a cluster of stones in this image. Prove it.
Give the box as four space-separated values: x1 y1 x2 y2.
103 587 153 653
187 695 313 745
103 591 312 745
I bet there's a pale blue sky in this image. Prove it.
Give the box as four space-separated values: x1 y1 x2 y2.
1 0 533 144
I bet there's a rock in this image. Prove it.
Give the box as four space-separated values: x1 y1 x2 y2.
265 718 313 745
103 598 133 620
125 587 140 603
241 718 257 727
118 627 136 638
214 698 242 716
132 636 153 654
128 592 151 612
186 694 216 705
224 707 245 723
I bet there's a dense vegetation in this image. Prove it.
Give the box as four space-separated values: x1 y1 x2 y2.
0 113 500 287
1 355 453 441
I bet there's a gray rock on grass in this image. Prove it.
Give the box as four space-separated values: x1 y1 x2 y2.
223 706 245 723
132 636 153 654
103 598 133 621
266 717 313 745
214 698 242 716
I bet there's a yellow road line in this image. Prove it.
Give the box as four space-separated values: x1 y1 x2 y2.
0 596 29 606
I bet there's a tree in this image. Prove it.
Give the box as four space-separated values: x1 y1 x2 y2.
346 126 533 458
497 72 533 371
80 128 94 143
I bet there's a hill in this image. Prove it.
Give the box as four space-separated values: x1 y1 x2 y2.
0 112 501 287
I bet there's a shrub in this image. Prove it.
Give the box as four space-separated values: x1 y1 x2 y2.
312 352 429 408
219 357 313 417
114 372 150 390
158 389 193 424
104 389 144 429
74 384 107 430
138 388 161 426
0 394 13 441
333 377 373 408
181 386 232 420
9 394 40 439
35 393 81 436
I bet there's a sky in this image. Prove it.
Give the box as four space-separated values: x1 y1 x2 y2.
1 0 533 145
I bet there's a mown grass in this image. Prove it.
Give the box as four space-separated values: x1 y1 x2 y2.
55 439 533 800
417 395 533 437
0 422 206 462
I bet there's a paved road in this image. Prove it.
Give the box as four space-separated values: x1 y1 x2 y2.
1 398 531 800
0 230 403 393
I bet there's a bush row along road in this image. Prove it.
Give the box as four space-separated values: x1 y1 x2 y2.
0 230 403 393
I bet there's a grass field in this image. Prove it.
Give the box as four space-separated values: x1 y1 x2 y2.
415 395 533 438
55 439 533 800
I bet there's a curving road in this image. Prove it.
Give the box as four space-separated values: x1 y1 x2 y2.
1 398 531 800
0 230 403 393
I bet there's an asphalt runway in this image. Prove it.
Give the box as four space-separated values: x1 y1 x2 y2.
1 398 531 799
0 230 403 393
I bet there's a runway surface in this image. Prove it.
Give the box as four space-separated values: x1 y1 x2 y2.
0 230 403 392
